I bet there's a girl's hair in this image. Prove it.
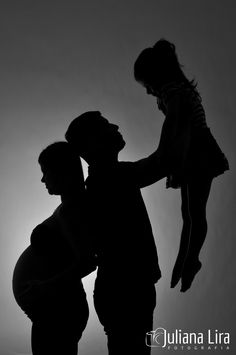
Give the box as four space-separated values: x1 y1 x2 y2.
134 39 199 95
38 141 84 184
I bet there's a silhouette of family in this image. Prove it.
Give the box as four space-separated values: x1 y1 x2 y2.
13 39 229 354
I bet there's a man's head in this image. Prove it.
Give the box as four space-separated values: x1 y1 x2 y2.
65 111 126 164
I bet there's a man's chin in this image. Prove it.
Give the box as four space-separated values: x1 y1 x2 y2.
47 188 59 196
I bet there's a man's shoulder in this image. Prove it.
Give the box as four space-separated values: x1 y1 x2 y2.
87 161 133 175
117 160 134 171
86 161 137 189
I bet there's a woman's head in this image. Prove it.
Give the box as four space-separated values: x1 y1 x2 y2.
38 141 84 196
134 39 195 94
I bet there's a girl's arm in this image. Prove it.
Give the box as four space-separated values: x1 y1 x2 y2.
159 92 190 152
124 92 191 188
160 92 191 177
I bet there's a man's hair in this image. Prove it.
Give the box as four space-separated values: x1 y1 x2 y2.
65 111 103 153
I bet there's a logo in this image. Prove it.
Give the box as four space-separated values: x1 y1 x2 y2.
146 328 230 351
146 327 166 347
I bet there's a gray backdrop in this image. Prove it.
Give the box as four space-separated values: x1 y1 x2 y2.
1 1 235 354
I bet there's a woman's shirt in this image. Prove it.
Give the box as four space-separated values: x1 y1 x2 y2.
30 211 75 278
12 204 96 319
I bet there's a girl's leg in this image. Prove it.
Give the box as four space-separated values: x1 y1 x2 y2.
181 176 213 292
171 183 192 288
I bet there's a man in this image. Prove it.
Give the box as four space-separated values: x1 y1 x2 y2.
65 111 167 355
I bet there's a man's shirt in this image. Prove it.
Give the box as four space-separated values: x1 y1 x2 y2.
86 161 163 285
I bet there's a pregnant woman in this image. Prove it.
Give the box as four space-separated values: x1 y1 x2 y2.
13 141 96 355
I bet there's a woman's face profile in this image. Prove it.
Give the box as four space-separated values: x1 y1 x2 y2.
40 164 62 195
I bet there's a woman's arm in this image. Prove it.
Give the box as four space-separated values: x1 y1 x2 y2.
38 258 96 287
22 257 97 302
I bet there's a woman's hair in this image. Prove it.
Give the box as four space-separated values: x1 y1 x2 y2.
38 141 84 184
134 38 198 94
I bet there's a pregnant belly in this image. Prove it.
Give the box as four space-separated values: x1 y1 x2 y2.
13 246 85 312
12 245 56 303
12 246 37 299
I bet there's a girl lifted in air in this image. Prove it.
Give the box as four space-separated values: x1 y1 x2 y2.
134 39 229 292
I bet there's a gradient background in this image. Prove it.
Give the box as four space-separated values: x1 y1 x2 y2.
1 1 235 354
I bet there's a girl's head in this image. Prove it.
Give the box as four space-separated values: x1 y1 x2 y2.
134 39 196 95
38 141 84 196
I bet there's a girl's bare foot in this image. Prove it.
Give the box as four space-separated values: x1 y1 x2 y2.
171 256 186 288
180 259 202 292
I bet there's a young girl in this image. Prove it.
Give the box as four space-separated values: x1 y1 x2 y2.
134 39 229 292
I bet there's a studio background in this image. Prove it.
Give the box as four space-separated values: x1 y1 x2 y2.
1 1 235 354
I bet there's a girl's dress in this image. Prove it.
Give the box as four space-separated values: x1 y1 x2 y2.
157 82 229 188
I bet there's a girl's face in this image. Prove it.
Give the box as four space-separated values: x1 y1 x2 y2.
143 83 160 97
